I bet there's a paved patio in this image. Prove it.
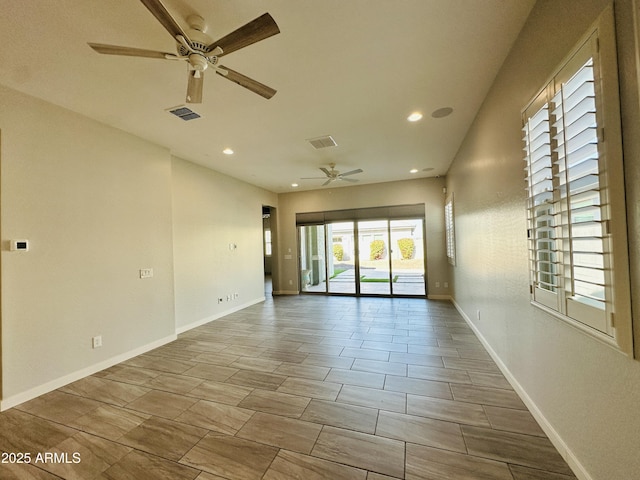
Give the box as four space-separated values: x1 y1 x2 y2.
303 268 425 296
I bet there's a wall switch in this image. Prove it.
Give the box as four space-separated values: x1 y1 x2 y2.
444 282 449 288
140 268 154 279
10 239 29 251
92 335 102 349
476 310 481 320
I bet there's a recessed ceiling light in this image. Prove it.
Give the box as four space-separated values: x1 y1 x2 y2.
410 169 419 174
223 148 234 155
291 183 299 188
407 112 423 122
431 107 453 119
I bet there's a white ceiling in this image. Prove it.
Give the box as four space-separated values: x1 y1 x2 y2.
0 0 535 193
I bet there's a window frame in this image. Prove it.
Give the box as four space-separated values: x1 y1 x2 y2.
522 6 633 356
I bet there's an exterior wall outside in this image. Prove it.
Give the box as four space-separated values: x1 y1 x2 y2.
445 1 640 478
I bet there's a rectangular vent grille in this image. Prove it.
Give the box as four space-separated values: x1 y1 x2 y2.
307 135 337 149
167 105 201 121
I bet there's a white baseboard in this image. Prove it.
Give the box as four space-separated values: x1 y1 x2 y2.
175 297 265 334
450 298 592 480
1 297 269 412
0 333 177 412
427 294 452 300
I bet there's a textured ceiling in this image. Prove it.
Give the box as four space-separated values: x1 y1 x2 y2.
0 0 535 193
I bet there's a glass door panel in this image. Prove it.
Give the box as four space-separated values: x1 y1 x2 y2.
357 220 391 295
327 222 356 294
299 225 326 293
389 219 426 295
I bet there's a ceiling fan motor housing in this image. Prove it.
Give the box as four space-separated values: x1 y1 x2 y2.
178 16 218 59
189 54 209 72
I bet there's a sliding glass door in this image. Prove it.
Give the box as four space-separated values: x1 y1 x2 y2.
298 214 426 297
299 225 326 293
327 222 356 294
358 220 392 295
389 218 425 295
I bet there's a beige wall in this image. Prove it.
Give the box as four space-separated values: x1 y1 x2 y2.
171 157 277 332
275 177 448 296
0 85 176 407
446 1 640 478
0 87 278 409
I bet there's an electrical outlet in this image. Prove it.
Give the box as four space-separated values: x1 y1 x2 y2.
444 282 449 288
92 335 102 349
140 268 154 279
435 281 441 288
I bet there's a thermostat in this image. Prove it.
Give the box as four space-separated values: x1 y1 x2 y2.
10 239 29 251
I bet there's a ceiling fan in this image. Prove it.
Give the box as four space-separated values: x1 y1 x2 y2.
302 163 364 186
88 0 279 103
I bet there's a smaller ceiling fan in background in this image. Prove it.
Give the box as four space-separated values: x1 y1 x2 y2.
302 163 364 186
88 0 279 103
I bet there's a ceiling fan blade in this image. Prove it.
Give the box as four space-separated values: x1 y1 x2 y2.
88 43 175 59
340 177 359 183
319 167 331 176
301 177 329 180
216 66 276 99
339 169 363 177
209 13 280 57
186 70 204 103
322 179 333 186
139 0 191 42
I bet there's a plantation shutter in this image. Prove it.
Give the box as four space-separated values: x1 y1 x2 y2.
522 7 633 354
523 35 611 332
524 90 559 310
445 194 456 266
552 38 608 332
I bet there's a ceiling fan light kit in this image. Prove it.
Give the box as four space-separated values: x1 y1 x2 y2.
88 0 279 103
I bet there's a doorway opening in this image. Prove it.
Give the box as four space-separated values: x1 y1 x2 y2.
262 205 275 297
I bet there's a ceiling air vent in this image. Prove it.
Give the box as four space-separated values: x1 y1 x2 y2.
307 135 337 149
166 105 201 121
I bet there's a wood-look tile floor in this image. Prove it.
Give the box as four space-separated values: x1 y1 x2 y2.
0 295 577 479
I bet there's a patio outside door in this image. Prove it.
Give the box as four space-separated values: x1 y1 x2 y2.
298 217 426 296
358 220 392 295
389 218 426 295
299 225 326 293
327 222 356 294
